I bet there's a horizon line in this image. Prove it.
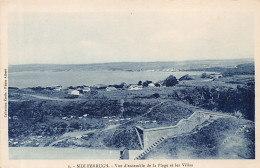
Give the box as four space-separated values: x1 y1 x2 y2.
8 57 254 66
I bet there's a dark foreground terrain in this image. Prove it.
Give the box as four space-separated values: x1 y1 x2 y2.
8 61 255 159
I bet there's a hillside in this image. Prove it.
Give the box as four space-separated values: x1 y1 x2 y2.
8 60 255 159
9 58 253 73
143 117 254 159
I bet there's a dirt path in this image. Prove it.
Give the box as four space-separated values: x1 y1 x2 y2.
103 124 121 131
26 94 65 101
141 101 167 117
120 101 168 126
20 93 87 101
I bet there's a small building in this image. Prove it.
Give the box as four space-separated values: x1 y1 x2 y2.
202 73 222 79
68 89 80 96
53 85 62 91
95 84 107 90
82 87 91 92
148 83 155 87
209 73 222 79
128 85 142 90
83 114 89 117
75 135 82 140
25 140 33 144
106 87 117 92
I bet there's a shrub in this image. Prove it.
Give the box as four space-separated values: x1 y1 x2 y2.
142 80 152 87
179 74 194 81
162 75 178 87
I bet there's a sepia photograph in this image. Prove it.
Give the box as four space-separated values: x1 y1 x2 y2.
0 0 259 167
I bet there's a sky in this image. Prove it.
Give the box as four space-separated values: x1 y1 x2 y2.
8 12 254 64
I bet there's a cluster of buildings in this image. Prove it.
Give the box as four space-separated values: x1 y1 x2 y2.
51 81 161 96
28 73 224 97
48 72 224 96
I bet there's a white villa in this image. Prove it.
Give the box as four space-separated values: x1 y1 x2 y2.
148 83 155 87
68 89 80 96
128 85 142 90
83 114 89 117
106 87 117 92
62 117 68 120
82 87 91 92
53 85 62 91
209 73 222 79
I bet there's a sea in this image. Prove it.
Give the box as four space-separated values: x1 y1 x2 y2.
8 70 203 88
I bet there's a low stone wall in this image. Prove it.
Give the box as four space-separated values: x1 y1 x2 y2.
139 111 213 148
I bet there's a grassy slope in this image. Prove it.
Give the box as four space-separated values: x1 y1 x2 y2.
144 118 255 159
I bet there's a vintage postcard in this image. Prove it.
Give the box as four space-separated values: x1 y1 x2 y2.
0 0 259 168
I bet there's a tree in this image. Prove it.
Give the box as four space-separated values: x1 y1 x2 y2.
201 73 208 78
162 75 178 87
142 80 152 87
179 74 194 81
